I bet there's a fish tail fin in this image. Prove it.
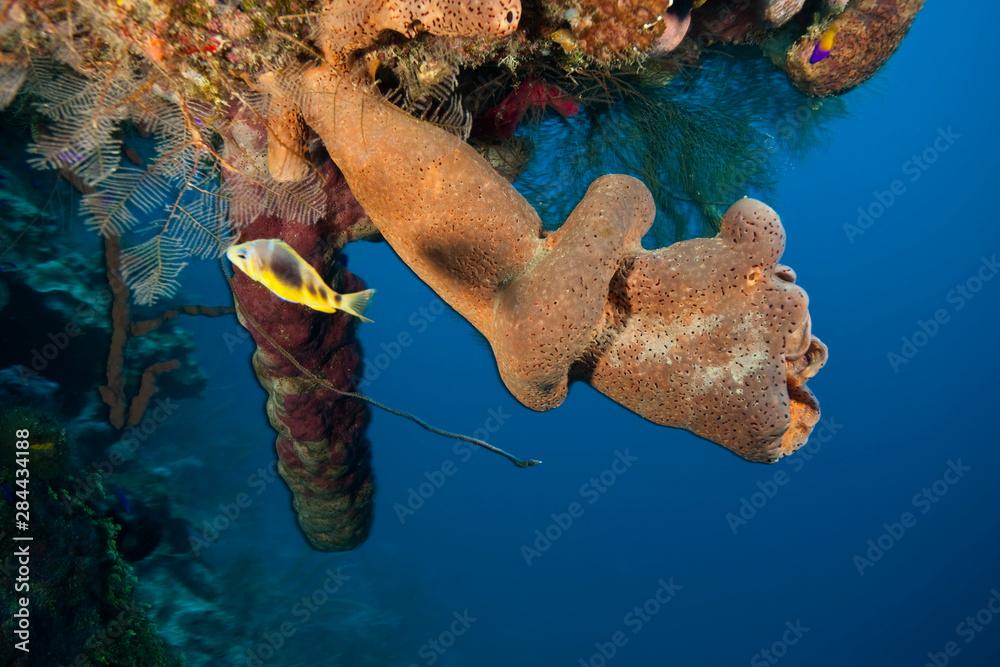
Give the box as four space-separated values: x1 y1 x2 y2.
337 288 375 323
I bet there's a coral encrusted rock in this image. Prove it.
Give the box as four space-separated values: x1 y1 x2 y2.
785 0 925 96
295 68 827 463
569 0 672 63
759 0 807 27
691 0 765 45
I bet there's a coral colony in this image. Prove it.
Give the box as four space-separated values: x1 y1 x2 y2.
1 0 923 567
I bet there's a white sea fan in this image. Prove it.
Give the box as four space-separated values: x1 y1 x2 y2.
84 100 205 237
25 61 133 186
120 235 190 306
76 94 235 303
21 61 329 305
386 72 472 139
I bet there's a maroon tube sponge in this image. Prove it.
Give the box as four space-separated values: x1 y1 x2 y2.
228 163 375 550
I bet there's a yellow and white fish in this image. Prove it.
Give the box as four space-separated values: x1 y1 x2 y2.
226 239 375 323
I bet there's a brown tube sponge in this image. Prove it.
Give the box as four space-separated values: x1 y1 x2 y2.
319 0 522 59
296 68 826 463
259 72 311 183
584 197 829 463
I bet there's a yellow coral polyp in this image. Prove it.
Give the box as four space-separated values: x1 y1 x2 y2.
549 28 579 53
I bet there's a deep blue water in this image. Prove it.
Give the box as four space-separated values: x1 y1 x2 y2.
151 2 1000 665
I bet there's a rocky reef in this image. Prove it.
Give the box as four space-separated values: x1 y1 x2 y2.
0 163 207 434
0 408 178 667
0 0 923 559
0 126 229 661
0 3 934 664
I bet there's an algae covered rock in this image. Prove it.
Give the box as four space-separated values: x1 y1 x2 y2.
0 446 177 666
0 407 71 481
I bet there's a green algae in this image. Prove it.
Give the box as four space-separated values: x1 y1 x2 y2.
513 52 847 245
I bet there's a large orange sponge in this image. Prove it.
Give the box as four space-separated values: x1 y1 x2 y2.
296 67 827 463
